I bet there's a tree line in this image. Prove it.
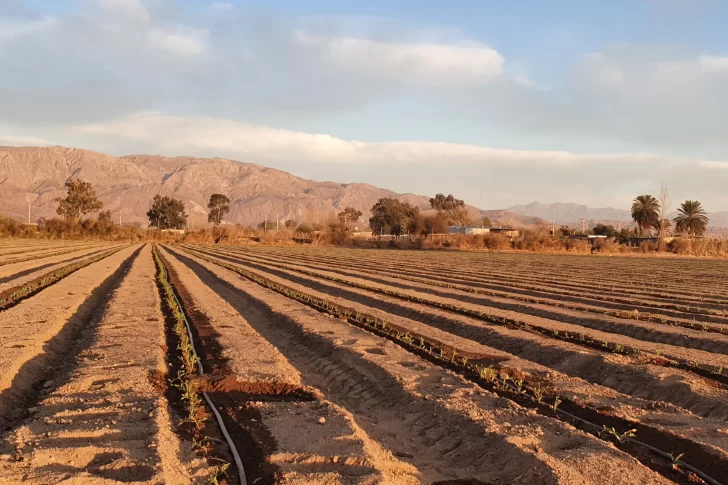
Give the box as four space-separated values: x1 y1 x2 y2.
35 179 714 241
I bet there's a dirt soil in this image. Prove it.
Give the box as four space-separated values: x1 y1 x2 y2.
0 245 208 484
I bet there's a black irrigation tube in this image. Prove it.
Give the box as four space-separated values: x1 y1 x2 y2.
153 246 247 485
0 245 129 310
189 245 728 388
182 245 723 485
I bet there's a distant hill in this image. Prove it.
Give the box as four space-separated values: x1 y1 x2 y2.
506 202 632 223
0 146 433 228
507 201 727 229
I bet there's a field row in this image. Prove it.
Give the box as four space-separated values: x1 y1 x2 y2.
0 241 726 484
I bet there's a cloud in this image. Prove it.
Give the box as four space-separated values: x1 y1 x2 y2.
211 2 233 10
147 26 208 56
701 161 728 169
73 111 712 168
0 135 54 146
0 17 56 41
294 32 504 84
94 0 150 22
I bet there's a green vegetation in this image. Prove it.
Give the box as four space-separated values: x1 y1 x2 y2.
207 194 230 227
369 198 419 235
55 178 104 222
147 195 188 230
673 200 709 236
631 194 660 235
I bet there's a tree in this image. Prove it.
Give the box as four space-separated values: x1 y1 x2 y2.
337 207 362 227
657 183 670 241
631 195 660 235
207 193 230 227
369 198 419 235
592 223 618 238
284 219 297 230
673 200 709 237
147 195 187 229
56 178 103 222
258 220 277 231
482 216 492 227
430 193 471 226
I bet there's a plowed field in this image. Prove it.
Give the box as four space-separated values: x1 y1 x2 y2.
2 241 727 485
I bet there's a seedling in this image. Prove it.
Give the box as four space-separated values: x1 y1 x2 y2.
669 452 684 471
206 463 230 485
552 396 562 412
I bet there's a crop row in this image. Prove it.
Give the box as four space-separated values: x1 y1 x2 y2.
226 247 728 332
0 245 127 311
152 246 232 485
179 245 724 485
240 246 728 316
0 244 100 267
190 246 728 388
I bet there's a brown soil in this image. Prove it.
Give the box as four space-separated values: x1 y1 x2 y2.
168 245 674 484
0 245 205 484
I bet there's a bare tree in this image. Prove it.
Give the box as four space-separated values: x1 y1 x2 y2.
658 183 670 243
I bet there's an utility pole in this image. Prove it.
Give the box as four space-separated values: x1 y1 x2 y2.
265 214 268 232
276 212 279 232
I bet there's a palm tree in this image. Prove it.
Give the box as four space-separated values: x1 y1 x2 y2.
631 195 660 235
673 200 709 237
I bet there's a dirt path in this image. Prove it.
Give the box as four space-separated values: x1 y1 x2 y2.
159 245 421 484
0 245 204 484
170 246 672 485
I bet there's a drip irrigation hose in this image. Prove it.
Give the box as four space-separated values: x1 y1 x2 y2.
158 250 248 485
185 245 724 485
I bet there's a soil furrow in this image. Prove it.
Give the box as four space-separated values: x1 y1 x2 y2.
168 246 676 484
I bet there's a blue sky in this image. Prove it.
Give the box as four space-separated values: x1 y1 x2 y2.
2 0 727 210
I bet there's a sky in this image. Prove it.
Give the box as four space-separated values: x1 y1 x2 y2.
1 0 727 211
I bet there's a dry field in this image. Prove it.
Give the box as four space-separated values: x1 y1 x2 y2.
1 240 727 484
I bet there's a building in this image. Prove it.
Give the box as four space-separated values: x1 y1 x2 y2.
488 227 520 238
448 226 490 235
447 226 520 238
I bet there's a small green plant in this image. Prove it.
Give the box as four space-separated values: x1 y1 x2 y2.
669 452 684 471
529 383 546 403
478 366 498 383
602 426 636 442
461 356 468 367
206 463 230 485
552 396 562 412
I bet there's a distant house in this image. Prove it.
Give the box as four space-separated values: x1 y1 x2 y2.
448 226 520 238
448 226 490 235
488 227 520 238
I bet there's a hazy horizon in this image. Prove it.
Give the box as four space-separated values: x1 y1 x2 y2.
2 0 727 211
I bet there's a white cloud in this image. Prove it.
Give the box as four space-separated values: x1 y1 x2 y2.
294 32 504 84
211 2 233 10
701 161 728 169
74 112 708 168
0 17 56 41
0 135 53 146
94 0 150 22
147 26 208 57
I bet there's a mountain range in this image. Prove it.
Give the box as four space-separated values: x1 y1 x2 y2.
507 201 728 228
0 145 435 228
1 145 724 231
